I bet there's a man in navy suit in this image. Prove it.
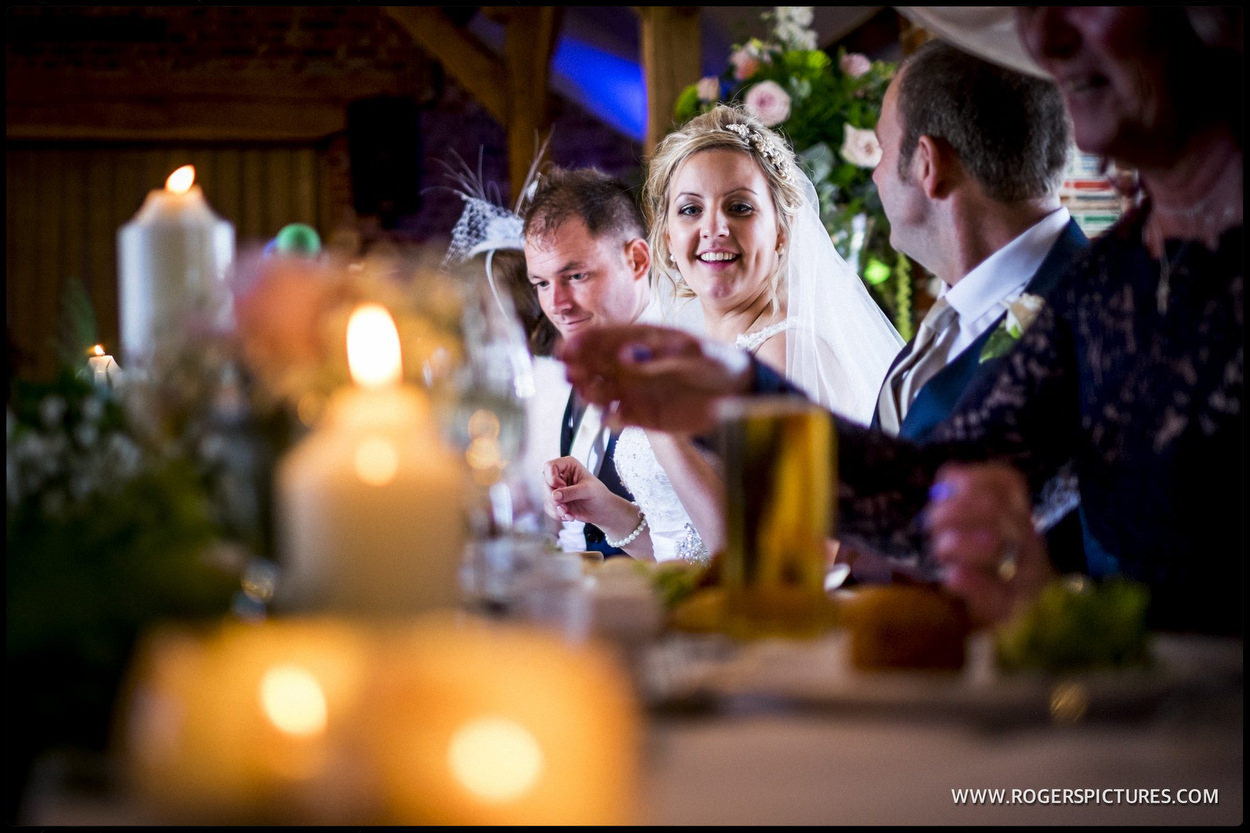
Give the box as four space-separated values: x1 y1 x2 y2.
521 167 656 557
871 40 1088 441
866 40 1090 572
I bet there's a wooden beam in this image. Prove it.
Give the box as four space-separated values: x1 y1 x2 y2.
5 67 427 141
636 6 702 155
502 6 561 202
6 98 349 142
384 6 507 124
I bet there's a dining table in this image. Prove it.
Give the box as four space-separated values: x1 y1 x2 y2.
631 628 1243 826
19 569 1244 827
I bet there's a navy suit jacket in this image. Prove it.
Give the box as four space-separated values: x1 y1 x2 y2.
868 218 1090 572
871 218 1089 442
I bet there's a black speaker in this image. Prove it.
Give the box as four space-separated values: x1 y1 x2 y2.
347 96 423 224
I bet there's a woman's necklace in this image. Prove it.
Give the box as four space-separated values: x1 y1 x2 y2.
1144 199 1235 316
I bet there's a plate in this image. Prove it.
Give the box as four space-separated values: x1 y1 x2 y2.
640 630 1243 725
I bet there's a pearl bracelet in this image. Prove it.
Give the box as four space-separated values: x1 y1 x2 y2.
604 504 648 549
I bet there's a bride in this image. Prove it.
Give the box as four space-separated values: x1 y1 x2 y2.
547 104 903 564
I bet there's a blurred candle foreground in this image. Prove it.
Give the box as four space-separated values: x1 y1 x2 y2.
86 344 121 386
119 614 640 825
117 165 235 370
275 303 467 615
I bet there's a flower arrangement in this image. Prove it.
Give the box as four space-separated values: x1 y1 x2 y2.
674 6 915 337
979 292 1045 362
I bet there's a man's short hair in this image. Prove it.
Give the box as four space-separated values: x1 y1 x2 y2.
521 167 646 246
897 39 1071 202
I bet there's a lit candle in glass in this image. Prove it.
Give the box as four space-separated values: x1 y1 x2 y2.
275 303 468 616
117 164 235 370
120 619 374 824
365 614 640 825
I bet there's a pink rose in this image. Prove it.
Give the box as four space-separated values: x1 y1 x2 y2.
840 124 882 168
743 80 791 127
230 251 351 397
840 52 872 78
730 47 761 82
696 76 720 102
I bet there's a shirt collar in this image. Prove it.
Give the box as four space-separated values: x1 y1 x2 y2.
943 207 1070 322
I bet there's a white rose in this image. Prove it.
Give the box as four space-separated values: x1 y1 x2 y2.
839 124 882 168
1004 293 1045 336
696 76 720 102
743 80 791 127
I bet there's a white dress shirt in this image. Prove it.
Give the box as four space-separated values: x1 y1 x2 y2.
938 207 1070 358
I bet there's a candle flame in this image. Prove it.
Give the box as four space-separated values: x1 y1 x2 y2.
259 664 328 737
447 716 544 803
165 165 196 194
91 344 105 357
346 303 403 389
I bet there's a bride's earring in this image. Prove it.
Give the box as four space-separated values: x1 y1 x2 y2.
669 253 677 265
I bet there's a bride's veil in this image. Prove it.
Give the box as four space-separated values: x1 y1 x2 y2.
785 171 904 423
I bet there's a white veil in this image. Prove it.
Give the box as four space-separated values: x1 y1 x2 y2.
784 171 904 423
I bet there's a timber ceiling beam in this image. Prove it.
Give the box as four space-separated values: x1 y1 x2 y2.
635 6 701 154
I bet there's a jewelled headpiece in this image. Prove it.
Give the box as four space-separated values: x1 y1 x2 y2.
724 122 793 181
439 141 548 319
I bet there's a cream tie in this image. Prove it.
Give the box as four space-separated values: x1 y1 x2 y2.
877 296 959 434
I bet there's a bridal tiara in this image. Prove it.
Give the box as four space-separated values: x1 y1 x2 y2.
724 123 793 182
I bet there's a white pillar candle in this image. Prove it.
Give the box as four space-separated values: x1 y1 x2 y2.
117 164 235 370
86 344 121 387
276 304 468 616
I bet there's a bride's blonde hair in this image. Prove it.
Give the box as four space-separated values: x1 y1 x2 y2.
643 103 804 308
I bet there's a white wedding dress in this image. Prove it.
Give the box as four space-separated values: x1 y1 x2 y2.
613 321 795 566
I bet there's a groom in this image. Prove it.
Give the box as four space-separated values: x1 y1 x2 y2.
521 166 656 557
870 39 1088 442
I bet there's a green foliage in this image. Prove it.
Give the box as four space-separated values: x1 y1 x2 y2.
54 277 100 371
6 302 241 770
995 576 1153 674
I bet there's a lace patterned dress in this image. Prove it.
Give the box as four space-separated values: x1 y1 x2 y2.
613 321 795 565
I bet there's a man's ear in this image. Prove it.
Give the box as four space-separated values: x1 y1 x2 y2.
625 237 651 280
916 135 958 199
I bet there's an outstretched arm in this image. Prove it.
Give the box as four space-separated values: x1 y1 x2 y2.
558 324 755 434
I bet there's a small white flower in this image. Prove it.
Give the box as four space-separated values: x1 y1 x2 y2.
839 124 882 168
38 395 67 428
744 80 791 127
696 76 720 102
1004 293 1045 337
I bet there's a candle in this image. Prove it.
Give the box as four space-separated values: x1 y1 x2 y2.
120 619 376 824
365 614 640 825
117 164 235 370
275 303 468 616
86 344 121 386
119 614 641 824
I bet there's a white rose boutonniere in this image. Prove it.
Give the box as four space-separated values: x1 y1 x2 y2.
979 292 1045 362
